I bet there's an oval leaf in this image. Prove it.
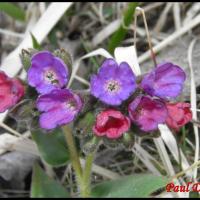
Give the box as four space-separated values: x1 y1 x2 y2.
30 33 42 50
91 174 168 197
32 128 69 166
108 2 138 54
31 164 69 197
0 3 25 21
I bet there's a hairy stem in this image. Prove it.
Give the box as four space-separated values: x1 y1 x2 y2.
62 125 83 194
81 137 99 197
81 152 95 197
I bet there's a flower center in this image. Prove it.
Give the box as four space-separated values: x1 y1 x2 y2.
105 79 121 94
97 116 124 132
44 70 59 85
104 116 124 129
65 100 76 111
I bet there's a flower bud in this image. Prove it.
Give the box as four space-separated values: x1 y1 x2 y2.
128 95 168 132
122 132 135 149
20 48 39 71
93 109 131 139
53 48 72 77
165 102 192 130
141 62 186 100
0 71 25 113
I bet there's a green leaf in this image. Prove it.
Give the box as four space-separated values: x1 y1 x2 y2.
30 33 42 50
20 48 39 71
31 163 69 197
80 38 99 71
108 2 138 54
91 174 168 198
32 128 69 166
0 3 25 21
189 191 200 198
20 49 32 71
76 112 95 135
48 29 58 47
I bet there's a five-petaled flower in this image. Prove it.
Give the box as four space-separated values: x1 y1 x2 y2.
128 95 168 132
93 109 130 139
165 102 192 130
36 89 83 130
28 51 69 94
141 62 186 100
90 58 136 106
0 71 24 113
22 49 193 135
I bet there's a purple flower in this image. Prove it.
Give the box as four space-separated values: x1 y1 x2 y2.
28 51 68 94
36 89 83 130
141 62 186 99
128 95 167 132
90 58 136 106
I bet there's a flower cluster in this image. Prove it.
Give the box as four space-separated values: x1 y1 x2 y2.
0 48 192 142
91 59 192 139
0 71 24 113
27 51 83 130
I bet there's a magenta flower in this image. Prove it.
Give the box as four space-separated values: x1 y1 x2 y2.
0 71 24 113
93 109 130 139
141 62 186 99
90 58 136 106
36 89 83 130
165 102 192 131
128 95 167 132
28 51 68 94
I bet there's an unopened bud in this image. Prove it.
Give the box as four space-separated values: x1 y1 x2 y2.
20 48 39 71
53 49 72 76
122 132 135 150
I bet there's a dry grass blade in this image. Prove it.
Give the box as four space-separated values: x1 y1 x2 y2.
74 75 90 86
92 19 121 47
134 7 157 67
1 133 121 180
187 38 199 181
158 125 192 178
92 3 165 48
0 122 23 137
173 3 182 30
132 144 161 176
0 134 18 155
183 2 200 25
114 45 141 75
0 2 73 77
0 28 24 38
138 14 200 64
153 3 173 33
80 159 121 180
153 137 175 177
68 48 113 87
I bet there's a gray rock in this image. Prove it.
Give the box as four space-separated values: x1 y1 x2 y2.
0 151 37 190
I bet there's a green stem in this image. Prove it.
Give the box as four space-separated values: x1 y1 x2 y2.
62 125 83 193
62 125 99 197
81 152 95 197
81 137 99 197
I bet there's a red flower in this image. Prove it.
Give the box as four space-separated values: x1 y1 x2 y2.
0 71 25 113
165 102 192 130
93 109 130 139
